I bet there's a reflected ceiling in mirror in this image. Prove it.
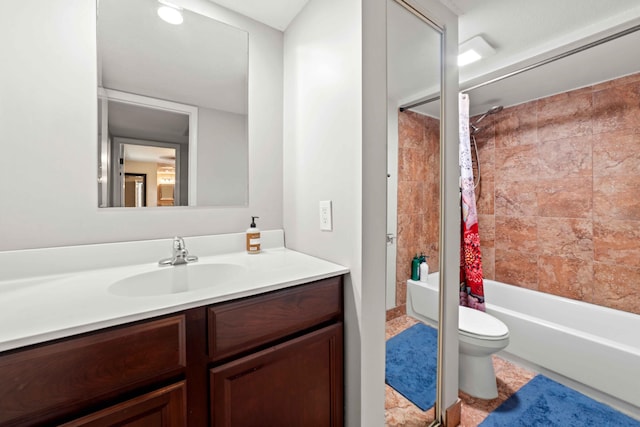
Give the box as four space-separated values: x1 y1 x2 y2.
387 0 441 118
97 0 249 208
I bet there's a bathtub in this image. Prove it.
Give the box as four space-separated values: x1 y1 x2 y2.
406 272 640 414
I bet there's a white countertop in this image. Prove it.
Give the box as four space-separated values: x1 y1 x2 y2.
0 238 348 352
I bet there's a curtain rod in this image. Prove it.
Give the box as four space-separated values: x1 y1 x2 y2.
399 22 640 112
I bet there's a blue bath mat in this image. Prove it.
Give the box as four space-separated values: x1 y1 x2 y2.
385 323 437 411
480 375 640 426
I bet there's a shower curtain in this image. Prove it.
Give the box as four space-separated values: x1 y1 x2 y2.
459 93 485 311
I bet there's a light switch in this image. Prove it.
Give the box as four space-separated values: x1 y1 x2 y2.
319 200 333 231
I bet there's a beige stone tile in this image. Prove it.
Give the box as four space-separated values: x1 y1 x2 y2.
495 249 538 290
593 219 640 265
495 103 538 149
537 89 593 141
475 176 494 215
593 263 640 314
399 111 425 149
385 315 420 340
536 177 592 218
593 175 640 221
398 147 427 183
396 281 407 308
397 181 426 216
494 179 537 217
424 115 440 147
386 305 406 322
537 255 594 301
592 129 640 177
480 247 495 281
476 135 495 177
495 144 539 182
593 80 640 134
477 214 495 248
495 216 538 253
537 135 592 179
396 213 418 251
537 217 593 261
396 249 414 283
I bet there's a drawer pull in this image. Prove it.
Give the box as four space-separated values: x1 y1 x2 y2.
229 365 262 380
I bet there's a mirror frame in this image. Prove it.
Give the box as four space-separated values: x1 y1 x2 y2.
391 1 459 425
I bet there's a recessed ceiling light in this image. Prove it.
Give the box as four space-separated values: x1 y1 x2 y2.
458 36 495 67
157 1 183 25
458 49 482 66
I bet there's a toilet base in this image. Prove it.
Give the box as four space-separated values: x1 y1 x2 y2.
459 353 498 399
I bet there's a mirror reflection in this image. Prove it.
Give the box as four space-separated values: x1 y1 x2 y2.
97 0 249 208
385 0 442 416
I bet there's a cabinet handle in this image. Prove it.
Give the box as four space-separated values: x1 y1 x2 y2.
228 365 262 380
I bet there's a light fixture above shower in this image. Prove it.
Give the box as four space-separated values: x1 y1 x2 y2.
459 35 496 66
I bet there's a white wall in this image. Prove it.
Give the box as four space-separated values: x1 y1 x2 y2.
284 0 388 425
197 107 248 206
284 1 459 426
0 0 283 251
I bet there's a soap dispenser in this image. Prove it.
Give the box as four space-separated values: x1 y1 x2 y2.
246 216 261 254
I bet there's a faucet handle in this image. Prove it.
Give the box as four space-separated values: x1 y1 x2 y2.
173 236 186 251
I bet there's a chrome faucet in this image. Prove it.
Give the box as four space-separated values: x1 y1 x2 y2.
159 236 198 266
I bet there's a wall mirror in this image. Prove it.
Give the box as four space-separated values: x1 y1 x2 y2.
97 0 249 208
386 0 443 413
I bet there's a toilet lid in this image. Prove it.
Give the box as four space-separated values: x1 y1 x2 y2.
459 306 509 339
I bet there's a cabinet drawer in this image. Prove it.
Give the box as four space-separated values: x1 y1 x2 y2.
208 276 342 361
0 315 186 426
61 381 187 427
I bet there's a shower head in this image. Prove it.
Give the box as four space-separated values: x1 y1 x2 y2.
474 105 503 125
470 105 503 134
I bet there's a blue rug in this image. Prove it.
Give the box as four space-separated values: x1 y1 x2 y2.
480 375 640 426
385 323 437 411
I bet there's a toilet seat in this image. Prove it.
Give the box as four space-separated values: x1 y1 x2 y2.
459 306 509 340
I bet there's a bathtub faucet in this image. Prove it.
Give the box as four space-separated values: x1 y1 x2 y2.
159 236 199 266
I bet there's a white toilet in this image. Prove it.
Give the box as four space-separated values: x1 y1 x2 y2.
458 305 510 399
405 277 510 399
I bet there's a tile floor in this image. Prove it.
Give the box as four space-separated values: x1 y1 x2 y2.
385 315 536 427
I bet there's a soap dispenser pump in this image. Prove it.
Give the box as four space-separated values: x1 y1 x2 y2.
246 216 261 254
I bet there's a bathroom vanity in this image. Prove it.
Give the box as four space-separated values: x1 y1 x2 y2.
0 231 347 426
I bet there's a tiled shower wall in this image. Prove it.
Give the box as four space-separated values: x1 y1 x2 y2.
393 72 640 316
393 111 440 317
475 72 640 315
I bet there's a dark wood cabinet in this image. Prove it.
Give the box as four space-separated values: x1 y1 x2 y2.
210 323 343 427
60 381 187 427
0 315 186 426
207 275 342 361
0 276 343 427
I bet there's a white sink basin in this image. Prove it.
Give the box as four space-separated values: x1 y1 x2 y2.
108 263 246 297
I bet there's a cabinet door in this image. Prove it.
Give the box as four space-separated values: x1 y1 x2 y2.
210 323 343 427
60 381 186 427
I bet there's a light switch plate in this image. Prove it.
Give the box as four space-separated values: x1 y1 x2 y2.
319 200 333 231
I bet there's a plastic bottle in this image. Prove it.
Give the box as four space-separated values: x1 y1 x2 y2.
411 254 421 280
419 258 429 282
246 216 261 254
